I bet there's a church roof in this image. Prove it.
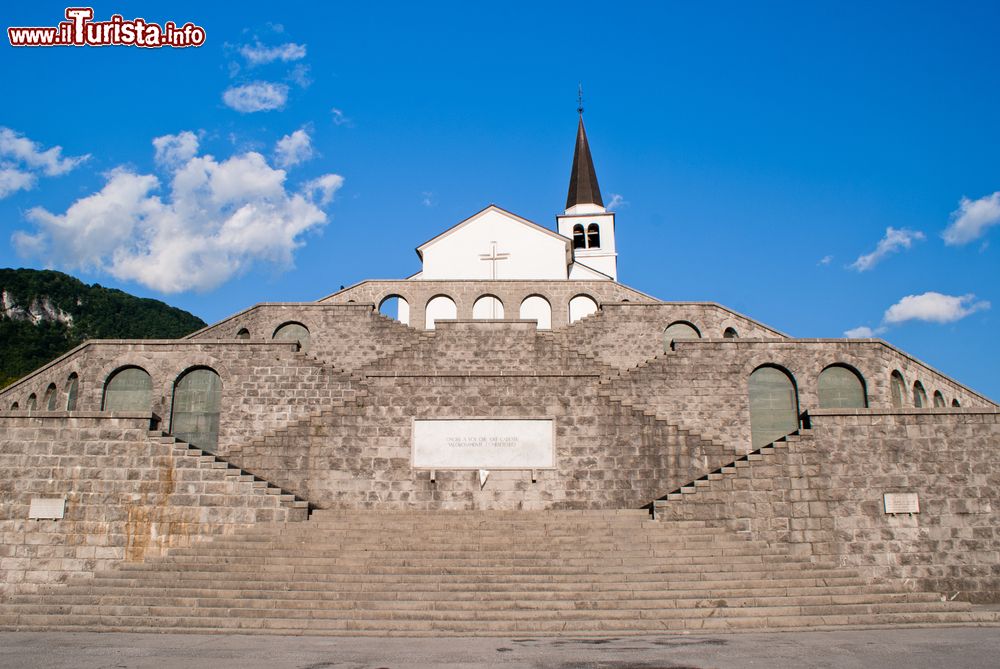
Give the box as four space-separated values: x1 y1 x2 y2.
414 204 572 262
566 115 603 210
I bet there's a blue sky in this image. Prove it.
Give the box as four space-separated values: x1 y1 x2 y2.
2 1 998 399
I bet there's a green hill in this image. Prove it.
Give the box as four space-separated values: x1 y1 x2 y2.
0 268 206 388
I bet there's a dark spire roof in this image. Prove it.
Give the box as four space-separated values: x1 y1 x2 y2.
565 114 603 210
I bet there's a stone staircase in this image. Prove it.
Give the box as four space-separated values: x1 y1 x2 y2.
2 510 994 635
651 430 808 508
154 430 311 517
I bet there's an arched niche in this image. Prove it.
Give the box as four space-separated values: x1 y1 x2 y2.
171 367 223 452
933 390 946 408
65 373 79 411
236 328 250 340
749 365 799 449
723 327 739 339
378 295 410 325
818 364 867 408
663 321 701 351
43 383 58 411
273 322 310 351
890 371 906 408
103 366 152 412
519 295 552 330
425 295 456 330
568 294 598 324
913 381 927 408
472 295 504 320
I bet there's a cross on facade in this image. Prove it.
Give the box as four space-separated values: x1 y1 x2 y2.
479 241 510 280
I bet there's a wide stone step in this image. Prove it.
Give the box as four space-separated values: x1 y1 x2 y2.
107 558 842 577
12 582 932 604
4 611 996 636
8 591 952 614
78 572 871 594
161 545 793 560
145 550 808 569
2 601 976 626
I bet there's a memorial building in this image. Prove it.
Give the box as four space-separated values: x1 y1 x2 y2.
1 113 998 634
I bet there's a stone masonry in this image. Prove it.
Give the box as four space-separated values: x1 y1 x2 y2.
1 277 998 607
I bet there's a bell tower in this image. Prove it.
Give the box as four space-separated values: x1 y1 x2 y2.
556 104 617 280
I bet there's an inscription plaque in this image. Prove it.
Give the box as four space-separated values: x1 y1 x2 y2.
28 497 66 520
883 492 920 514
412 419 554 470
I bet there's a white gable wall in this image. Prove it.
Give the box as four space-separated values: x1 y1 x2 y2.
419 208 569 280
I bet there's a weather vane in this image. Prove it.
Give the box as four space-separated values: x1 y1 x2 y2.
577 83 584 114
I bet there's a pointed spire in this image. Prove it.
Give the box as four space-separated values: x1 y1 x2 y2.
565 111 603 210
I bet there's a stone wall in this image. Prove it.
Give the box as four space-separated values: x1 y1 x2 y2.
557 302 788 371
227 321 735 510
187 303 423 374
321 279 654 330
606 339 994 452
0 414 305 595
0 341 359 455
655 408 1000 603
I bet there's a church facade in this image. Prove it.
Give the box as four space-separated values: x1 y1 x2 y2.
1 114 998 632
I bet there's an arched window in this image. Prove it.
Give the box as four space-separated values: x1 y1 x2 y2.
890 371 906 408
26 394 37 411
568 294 598 323
11 401 19 410
43 383 58 410
952 398 961 407
749 365 800 448
424 295 457 330
378 295 410 325
913 381 927 408
472 295 504 320
236 328 250 340
818 365 867 408
587 223 600 248
723 327 739 339
65 373 79 411
103 367 152 412
932 390 946 408
663 321 701 351
519 295 552 330
572 224 585 249
170 367 223 452
273 322 310 351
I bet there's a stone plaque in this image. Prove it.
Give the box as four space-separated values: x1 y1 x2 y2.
28 497 66 520
412 419 555 470
883 492 919 514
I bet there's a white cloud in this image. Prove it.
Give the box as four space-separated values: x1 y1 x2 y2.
0 167 36 198
240 41 306 65
14 137 344 293
288 64 312 88
818 255 833 266
943 192 1000 245
152 131 199 169
222 82 289 113
274 128 314 168
0 127 89 177
844 326 876 338
421 191 435 207
883 292 990 325
850 227 925 271
606 193 626 210
302 174 344 206
330 108 352 127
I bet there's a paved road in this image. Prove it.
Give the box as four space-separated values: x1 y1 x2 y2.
2 627 999 669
